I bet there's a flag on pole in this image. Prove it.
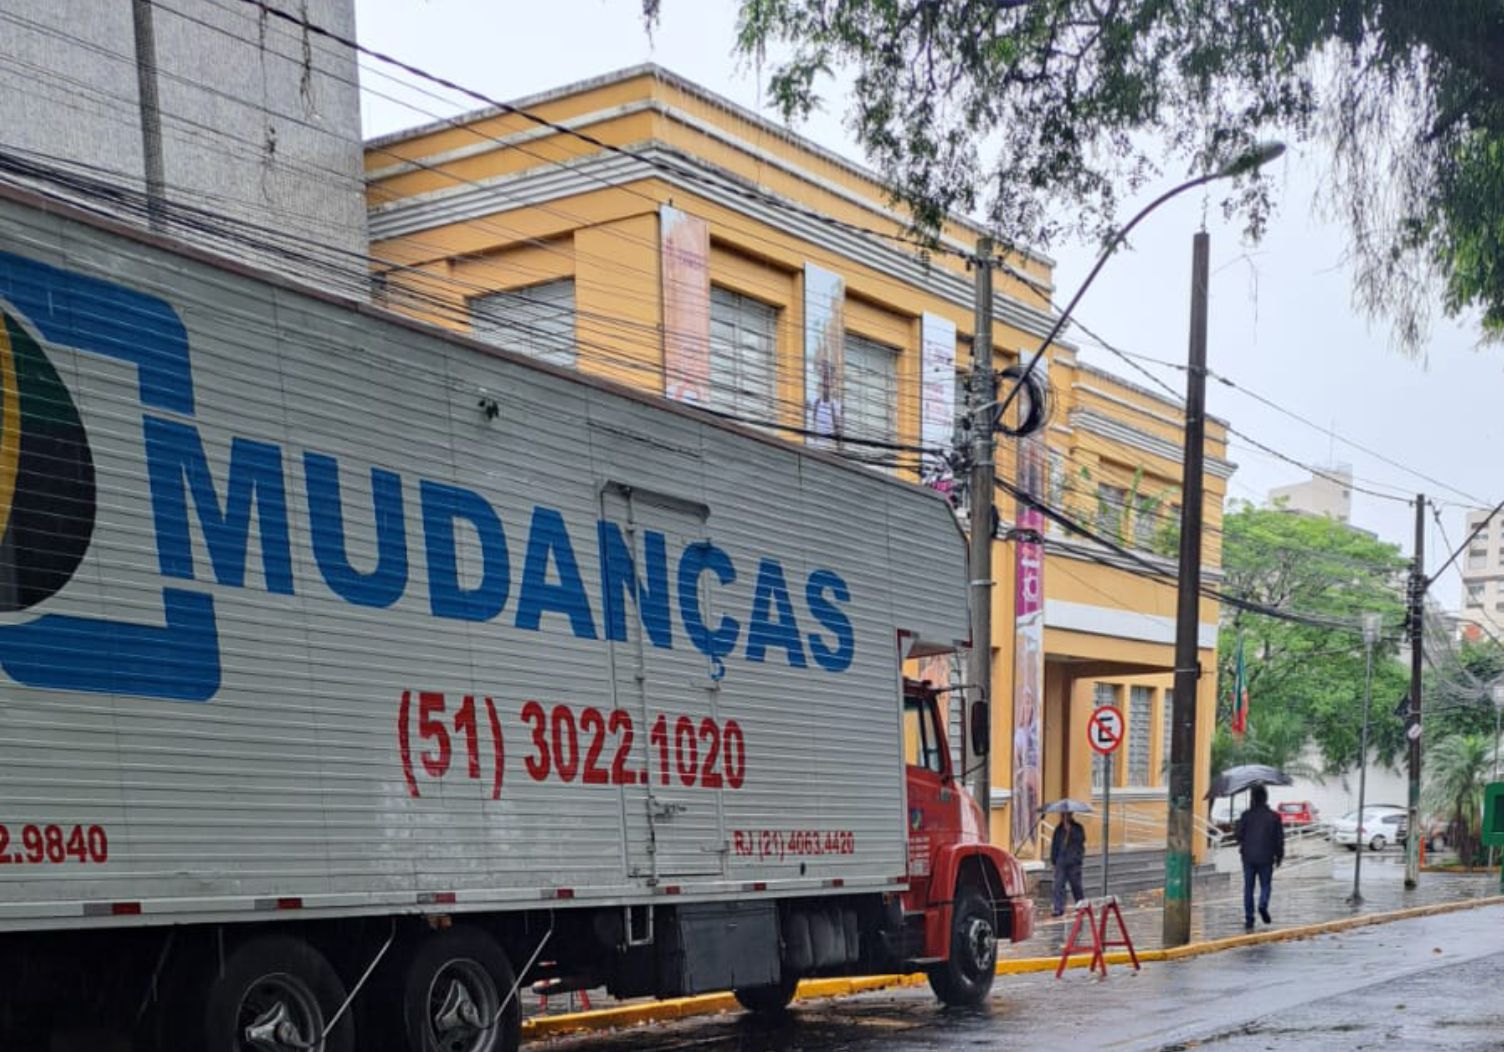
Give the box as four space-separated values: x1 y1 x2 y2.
1231 637 1248 737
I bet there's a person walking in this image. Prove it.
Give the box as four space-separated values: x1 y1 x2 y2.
1235 785 1286 931
1049 811 1087 916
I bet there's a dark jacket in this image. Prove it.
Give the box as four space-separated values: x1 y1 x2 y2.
1050 819 1086 868
1236 803 1286 867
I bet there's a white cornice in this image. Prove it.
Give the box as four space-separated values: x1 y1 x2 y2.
366 62 1057 269
1046 598 1219 650
369 145 1074 347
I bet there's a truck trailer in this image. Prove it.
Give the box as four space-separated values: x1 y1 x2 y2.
0 184 1032 1051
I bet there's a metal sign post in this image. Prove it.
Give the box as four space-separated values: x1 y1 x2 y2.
1089 706 1125 899
1103 752 1112 896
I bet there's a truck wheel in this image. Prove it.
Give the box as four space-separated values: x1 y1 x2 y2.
398 927 519 1052
928 885 997 1007
732 973 800 1014
200 934 355 1052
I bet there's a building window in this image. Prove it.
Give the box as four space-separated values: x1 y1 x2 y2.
1046 449 1068 536
470 278 576 369
1133 495 1159 551
1097 484 1128 540
709 286 778 419
843 332 899 448
1469 550 1488 571
1128 686 1152 786
1467 582 1484 608
1092 683 1120 789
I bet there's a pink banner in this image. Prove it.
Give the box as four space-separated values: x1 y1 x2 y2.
661 206 710 405
1011 423 1047 849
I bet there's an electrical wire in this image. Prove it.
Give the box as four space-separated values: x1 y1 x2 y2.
992 477 1380 633
232 0 986 265
12 1 1475 530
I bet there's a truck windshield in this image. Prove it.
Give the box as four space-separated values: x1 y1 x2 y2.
903 697 946 774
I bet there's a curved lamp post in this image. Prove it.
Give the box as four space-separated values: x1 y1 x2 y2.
981 141 1286 427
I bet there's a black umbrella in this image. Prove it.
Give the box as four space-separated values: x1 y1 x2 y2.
1204 764 1293 800
1041 798 1094 815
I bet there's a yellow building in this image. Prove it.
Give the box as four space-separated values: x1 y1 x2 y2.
364 66 1233 866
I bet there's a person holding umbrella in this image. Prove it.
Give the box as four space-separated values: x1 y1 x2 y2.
1045 800 1089 916
1236 784 1285 931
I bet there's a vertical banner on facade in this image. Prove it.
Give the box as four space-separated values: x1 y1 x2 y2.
920 312 957 495
804 263 845 446
661 205 711 405
1011 363 1048 851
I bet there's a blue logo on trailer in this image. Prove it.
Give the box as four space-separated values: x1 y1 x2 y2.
0 251 218 701
0 252 854 703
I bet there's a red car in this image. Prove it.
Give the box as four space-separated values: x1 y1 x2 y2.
1277 801 1319 828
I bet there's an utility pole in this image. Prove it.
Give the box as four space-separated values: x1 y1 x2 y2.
1164 230 1209 947
131 0 168 231
1405 494 1426 888
967 236 996 829
1349 612 1382 904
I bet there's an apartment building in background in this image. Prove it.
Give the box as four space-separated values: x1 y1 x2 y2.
364 65 1235 864
1459 507 1504 639
0 0 366 291
1268 465 1353 523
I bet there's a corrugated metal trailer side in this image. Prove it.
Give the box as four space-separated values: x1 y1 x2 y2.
0 187 995 1050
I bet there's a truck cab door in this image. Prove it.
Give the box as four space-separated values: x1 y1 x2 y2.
902 691 956 905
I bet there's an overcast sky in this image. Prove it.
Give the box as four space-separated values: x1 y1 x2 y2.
354 0 1503 606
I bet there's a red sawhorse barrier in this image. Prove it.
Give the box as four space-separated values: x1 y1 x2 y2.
1054 896 1140 978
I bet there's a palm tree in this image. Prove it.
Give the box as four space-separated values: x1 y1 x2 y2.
1423 733 1497 866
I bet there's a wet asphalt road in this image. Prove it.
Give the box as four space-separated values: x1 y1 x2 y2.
534 905 1504 1051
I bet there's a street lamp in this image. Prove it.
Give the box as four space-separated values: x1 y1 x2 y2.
1490 680 1504 868
981 141 1286 425
1349 612 1383 905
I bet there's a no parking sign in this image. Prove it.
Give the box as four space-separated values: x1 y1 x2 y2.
1088 706 1125 755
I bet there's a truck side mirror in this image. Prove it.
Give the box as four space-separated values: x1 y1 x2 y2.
970 701 990 758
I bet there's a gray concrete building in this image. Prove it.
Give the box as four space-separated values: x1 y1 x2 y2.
1268 465 1353 524
0 0 367 293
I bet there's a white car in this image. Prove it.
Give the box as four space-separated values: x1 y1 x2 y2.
1332 806 1406 851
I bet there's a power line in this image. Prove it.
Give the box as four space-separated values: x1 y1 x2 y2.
992 477 1375 633
232 0 983 265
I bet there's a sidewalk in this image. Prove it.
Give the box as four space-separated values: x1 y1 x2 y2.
1020 847 1500 958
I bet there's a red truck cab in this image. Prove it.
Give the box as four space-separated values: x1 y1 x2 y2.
898 680 1034 1004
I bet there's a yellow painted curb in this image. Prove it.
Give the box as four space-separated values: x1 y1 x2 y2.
522 894 1504 1040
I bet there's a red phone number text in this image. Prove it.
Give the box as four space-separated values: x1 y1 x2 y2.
0 824 109 866
398 692 747 799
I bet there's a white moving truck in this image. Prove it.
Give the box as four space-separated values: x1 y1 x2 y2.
0 185 1031 1052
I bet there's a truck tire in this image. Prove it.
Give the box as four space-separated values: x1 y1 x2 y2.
199 934 355 1052
928 885 997 1007
732 973 799 1014
397 927 519 1052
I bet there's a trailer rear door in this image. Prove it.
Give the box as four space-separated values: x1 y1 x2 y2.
601 481 726 878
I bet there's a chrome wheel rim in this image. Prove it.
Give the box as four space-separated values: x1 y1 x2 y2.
240 974 323 1052
427 957 502 1052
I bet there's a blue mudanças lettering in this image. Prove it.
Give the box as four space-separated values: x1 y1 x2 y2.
142 419 854 673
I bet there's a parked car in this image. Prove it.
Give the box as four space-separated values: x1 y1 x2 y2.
1395 814 1450 851
1332 805 1406 851
1277 801 1320 828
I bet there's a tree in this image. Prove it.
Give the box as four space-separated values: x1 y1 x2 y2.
1425 637 1504 742
653 1 1504 345
1215 504 1410 774
1423 732 1497 865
